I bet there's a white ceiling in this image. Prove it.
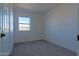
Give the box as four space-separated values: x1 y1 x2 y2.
14 3 60 14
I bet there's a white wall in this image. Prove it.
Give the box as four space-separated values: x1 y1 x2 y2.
44 4 77 52
14 8 44 43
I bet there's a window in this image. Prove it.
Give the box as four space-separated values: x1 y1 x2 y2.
19 17 30 31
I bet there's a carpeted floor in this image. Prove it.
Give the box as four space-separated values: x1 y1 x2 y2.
10 40 76 56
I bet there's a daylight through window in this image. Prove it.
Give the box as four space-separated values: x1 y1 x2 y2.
19 17 30 31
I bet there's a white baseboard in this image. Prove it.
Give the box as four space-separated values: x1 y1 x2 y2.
14 39 42 44
46 39 76 53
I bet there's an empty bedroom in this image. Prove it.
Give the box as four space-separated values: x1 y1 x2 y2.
0 3 79 56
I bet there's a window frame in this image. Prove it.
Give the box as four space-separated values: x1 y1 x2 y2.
18 16 30 31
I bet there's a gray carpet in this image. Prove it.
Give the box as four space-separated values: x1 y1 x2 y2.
10 40 76 56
